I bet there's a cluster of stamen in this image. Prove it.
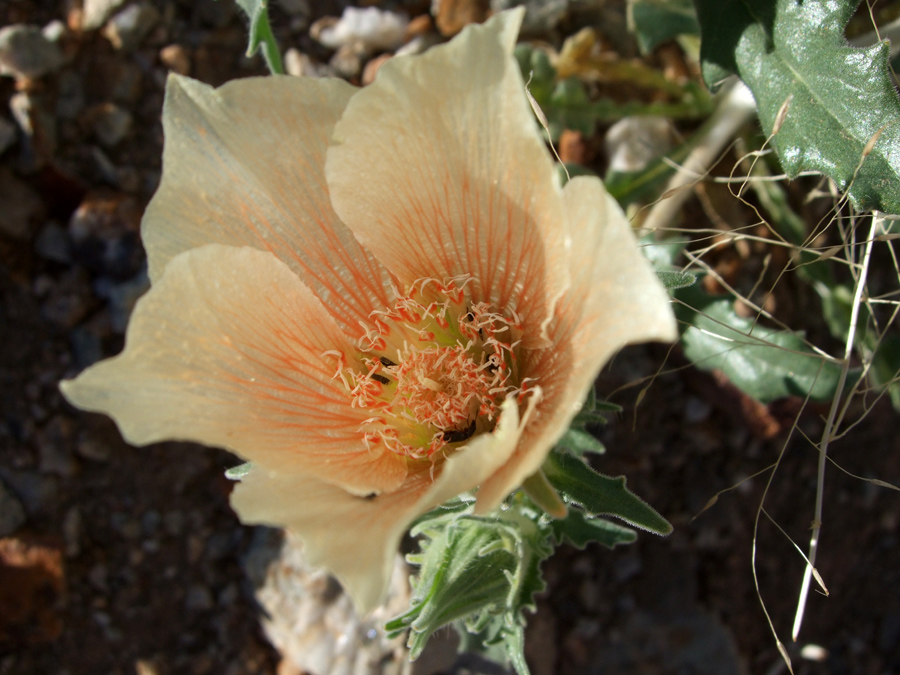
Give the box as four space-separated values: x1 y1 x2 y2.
325 277 524 460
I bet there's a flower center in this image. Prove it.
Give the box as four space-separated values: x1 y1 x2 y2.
326 277 524 460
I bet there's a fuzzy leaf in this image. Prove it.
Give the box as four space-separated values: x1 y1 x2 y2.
629 0 700 54
550 508 637 549
657 269 698 290
694 0 900 214
543 451 672 534
675 284 855 403
231 0 283 74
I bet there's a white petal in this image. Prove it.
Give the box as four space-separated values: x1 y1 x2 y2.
61 244 407 495
326 9 569 347
144 74 395 339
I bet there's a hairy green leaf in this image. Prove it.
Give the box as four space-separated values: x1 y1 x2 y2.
657 268 698 290
543 451 672 534
675 284 854 402
629 0 700 53
231 0 283 74
550 509 637 549
693 0 900 213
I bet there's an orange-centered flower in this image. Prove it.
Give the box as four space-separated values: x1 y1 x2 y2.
60 10 677 611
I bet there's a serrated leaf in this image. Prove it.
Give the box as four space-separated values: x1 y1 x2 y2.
694 0 900 213
675 284 855 402
392 509 553 674
629 0 700 54
550 508 637 549
542 451 672 534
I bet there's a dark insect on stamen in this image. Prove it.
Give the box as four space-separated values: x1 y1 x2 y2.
371 373 390 385
442 419 477 444
379 356 397 368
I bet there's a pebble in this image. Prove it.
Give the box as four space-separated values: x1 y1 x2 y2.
88 102 133 147
433 0 490 37
34 222 73 264
102 2 160 52
76 435 112 462
605 116 673 174
362 53 391 86
491 0 568 35
185 584 214 612
94 269 149 333
0 168 44 240
329 44 363 79
55 70 86 120
0 468 58 516
312 7 409 53
10 90 57 170
159 44 191 76
0 537 65 643
0 479 27 536
35 415 77 477
62 506 82 557
68 190 143 280
0 116 16 155
0 24 65 80
82 0 127 31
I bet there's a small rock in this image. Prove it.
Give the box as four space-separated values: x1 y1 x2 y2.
34 222 72 264
159 44 191 76
88 102 133 147
40 269 94 328
312 7 409 53
0 168 43 240
605 116 673 174
75 435 112 462
56 70 85 120
558 129 587 164
9 90 57 170
284 49 331 78
433 0 490 37
491 0 568 35
35 416 77 477
0 536 65 644
0 469 58 516
102 2 160 52
62 506 81 557
329 44 363 79
94 269 150 333
362 53 391 86
0 480 27 537
0 117 16 155
0 25 65 80
278 0 310 17
185 584 214 612
82 0 127 31
68 190 143 280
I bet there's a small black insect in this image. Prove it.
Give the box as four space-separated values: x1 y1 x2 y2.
442 419 477 444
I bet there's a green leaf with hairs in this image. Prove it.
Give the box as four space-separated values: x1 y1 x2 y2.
693 0 900 213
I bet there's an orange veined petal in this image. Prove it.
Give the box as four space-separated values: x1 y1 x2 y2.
475 176 678 512
325 8 569 348
232 394 528 611
143 74 395 341
61 244 408 496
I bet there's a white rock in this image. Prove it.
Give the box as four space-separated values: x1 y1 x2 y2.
605 116 674 174
314 7 408 53
0 25 65 79
82 0 127 31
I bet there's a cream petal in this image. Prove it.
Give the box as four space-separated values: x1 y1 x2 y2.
231 396 524 612
61 244 407 495
144 74 394 339
325 9 569 346
475 176 677 512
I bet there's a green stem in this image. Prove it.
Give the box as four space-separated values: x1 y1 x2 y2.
256 7 284 75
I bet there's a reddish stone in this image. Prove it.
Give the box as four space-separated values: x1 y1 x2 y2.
0 536 65 644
